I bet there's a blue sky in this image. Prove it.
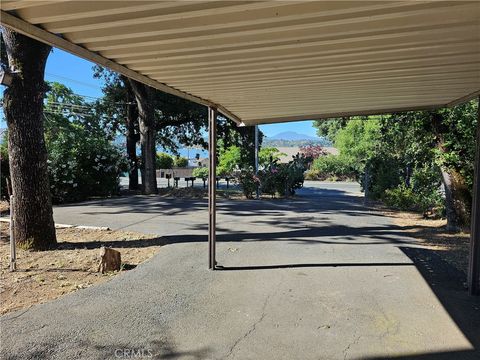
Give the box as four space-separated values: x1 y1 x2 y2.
1 49 317 137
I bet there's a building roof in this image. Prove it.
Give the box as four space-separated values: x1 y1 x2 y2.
1 1 479 125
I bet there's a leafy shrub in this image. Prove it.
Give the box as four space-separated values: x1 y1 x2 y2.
156 152 174 169
1 123 126 204
0 133 9 199
259 154 307 197
236 167 260 199
304 170 349 181
383 184 444 214
47 123 127 203
192 166 209 178
299 145 327 167
364 155 402 199
383 185 417 210
258 147 286 168
310 155 356 180
174 156 188 168
217 145 241 175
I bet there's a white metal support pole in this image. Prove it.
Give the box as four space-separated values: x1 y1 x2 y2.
255 125 259 199
208 107 217 270
9 195 16 272
468 97 480 295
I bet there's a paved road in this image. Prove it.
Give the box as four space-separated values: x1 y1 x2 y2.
1 182 479 359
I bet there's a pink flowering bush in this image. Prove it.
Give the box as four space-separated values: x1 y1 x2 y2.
259 154 308 197
299 144 327 168
236 168 260 199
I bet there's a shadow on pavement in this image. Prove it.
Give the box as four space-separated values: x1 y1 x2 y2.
361 247 480 360
216 262 414 270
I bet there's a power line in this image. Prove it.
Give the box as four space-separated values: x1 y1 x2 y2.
44 110 94 118
45 72 103 92
47 102 92 109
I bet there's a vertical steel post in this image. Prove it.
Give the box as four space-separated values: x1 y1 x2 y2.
468 97 480 295
208 107 217 270
254 125 259 199
9 195 16 272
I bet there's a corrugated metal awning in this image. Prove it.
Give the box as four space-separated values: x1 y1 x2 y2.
1 1 479 125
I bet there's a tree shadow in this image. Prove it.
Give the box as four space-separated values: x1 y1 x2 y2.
57 223 421 250
53 185 374 218
216 262 414 271
3 336 211 360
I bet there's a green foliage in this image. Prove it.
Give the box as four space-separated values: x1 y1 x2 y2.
218 125 263 169
47 128 126 203
0 132 9 199
436 101 478 191
173 156 188 168
334 118 381 173
217 145 241 175
383 184 444 214
192 167 209 179
312 100 477 218
309 155 356 181
313 118 349 143
156 152 174 169
259 154 308 197
236 168 260 199
44 82 127 203
382 185 418 210
259 147 286 168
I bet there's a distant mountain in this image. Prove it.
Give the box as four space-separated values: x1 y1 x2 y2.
263 131 331 147
268 131 318 141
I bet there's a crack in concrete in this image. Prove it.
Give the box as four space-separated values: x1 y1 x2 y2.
224 293 271 359
343 334 361 360
3 307 31 321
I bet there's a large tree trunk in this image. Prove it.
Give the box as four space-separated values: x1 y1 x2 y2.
440 168 460 230
125 89 139 190
432 113 471 231
128 79 157 194
1 29 56 250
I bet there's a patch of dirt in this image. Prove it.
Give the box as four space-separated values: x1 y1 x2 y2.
386 210 470 274
0 225 162 315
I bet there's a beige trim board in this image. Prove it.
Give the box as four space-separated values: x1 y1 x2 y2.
0 10 242 125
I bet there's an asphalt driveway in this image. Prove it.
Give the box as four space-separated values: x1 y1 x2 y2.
1 182 479 359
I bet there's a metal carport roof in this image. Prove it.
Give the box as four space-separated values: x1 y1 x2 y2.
1 0 479 125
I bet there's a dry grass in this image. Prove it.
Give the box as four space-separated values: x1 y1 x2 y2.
386 210 470 274
0 225 162 315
